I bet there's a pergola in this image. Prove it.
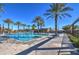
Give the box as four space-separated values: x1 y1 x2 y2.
71 17 79 33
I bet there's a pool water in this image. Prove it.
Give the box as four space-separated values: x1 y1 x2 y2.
7 32 48 42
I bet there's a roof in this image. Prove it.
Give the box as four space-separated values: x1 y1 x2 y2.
72 17 79 25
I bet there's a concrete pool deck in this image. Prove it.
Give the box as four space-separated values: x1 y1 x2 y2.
0 33 78 55
0 36 48 55
26 33 65 55
17 33 78 55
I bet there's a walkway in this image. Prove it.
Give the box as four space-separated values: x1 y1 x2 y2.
17 33 78 55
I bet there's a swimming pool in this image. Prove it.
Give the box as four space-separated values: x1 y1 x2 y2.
7 32 48 42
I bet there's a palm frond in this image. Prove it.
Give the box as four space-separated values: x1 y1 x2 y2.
15 21 22 25
58 3 67 9
44 3 73 22
46 9 52 12
32 19 36 23
44 13 51 16
63 13 72 17
0 4 4 13
60 7 73 12
46 15 53 20
49 4 53 8
59 15 62 19
61 14 66 18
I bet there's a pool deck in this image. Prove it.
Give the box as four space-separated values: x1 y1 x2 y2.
17 33 78 55
0 33 78 55
0 36 48 55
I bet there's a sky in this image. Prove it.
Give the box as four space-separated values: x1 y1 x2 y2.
0 3 79 30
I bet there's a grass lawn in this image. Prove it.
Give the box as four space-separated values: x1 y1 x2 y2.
68 34 79 48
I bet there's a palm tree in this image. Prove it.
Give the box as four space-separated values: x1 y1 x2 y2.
44 3 73 35
15 21 22 32
33 16 44 32
31 24 36 33
62 25 78 34
27 25 31 31
0 4 4 33
62 25 71 33
32 24 36 31
4 18 13 34
22 24 26 31
2 24 4 34
39 20 45 29
15 21 22 39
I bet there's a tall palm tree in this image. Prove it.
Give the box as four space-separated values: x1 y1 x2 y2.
27 25 31 31
0 4 4 33
22 24 26 31
15 21 22 39
32 24 36 30
33 16 44 32
39 20 45 29
44 3 73 35
4 18 13 34
2 24 4 34
0 24 1 33
15 21 22 32
31 24 36 33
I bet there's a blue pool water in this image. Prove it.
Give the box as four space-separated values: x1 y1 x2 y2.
7 32 48 42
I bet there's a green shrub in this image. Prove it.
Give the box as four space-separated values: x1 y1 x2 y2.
69 34 79 48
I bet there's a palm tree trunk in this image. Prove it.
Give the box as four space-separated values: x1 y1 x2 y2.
40 26 42 33
71 25 74 34
18 25 19 40
55 14 58 35
12 25 13 30
38 24 39 33
18 25 20 33
23 26 25 31
8 23 10 34
23 26 26 32
3 24 4 34
0 24 1 33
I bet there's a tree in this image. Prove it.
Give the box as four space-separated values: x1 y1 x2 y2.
32 24 36 30
22 24 26 31
15 21 22 32
39 19 45 29
0 4 4 33
15 21 22 39
44 3 73 35
62 25 77 33
71 18 79 33
49 27 52 32
27 25 31 32
62 25 71 31
0 4 4 13
32 16 44 32
4 18 13 34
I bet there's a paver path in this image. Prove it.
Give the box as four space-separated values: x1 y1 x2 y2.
59 34 75 55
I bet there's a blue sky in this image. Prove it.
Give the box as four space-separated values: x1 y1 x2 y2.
0 3 79 30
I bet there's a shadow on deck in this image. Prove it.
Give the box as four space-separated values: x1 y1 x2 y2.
16 36 55 55
16 34 79 55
